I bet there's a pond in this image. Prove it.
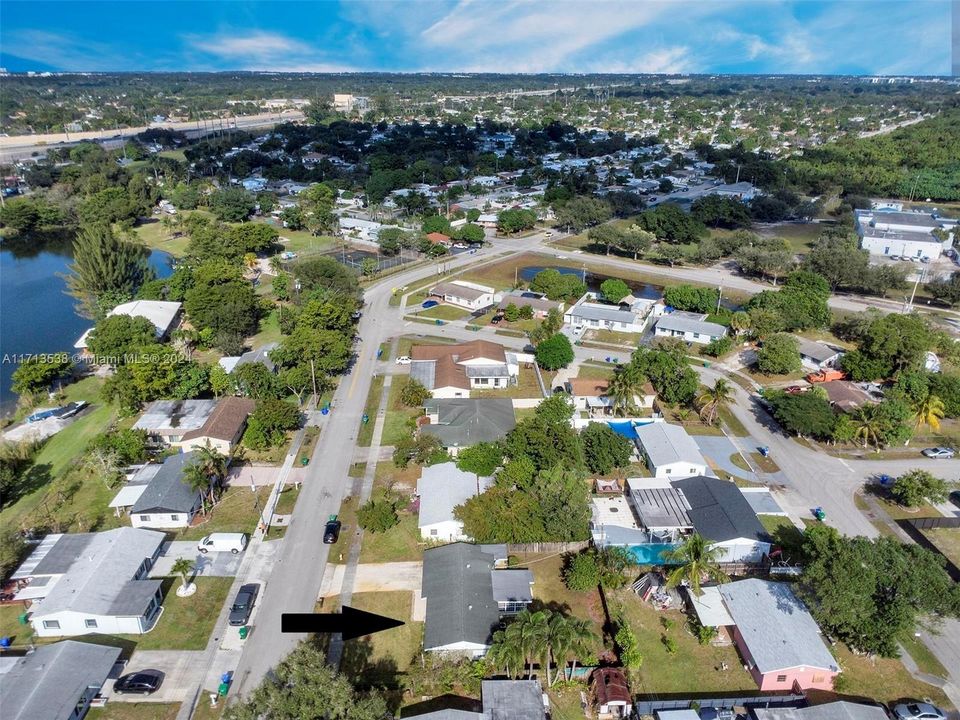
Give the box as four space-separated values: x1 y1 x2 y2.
519 265 664 300
0 244 173 416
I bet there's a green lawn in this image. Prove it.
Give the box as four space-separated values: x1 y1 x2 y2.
357 375 385 447
133 219 190 256
749 451 780 473
757 222 823 253
396 334 455 358
573 364 614 381
247 308 282 348
473 366 544 400
358 512 422 563
382 380 418 448
900 632 950 679
583 329 642 347
88 704 181 720
174 486 272 541
415 304 473 321
827 644 952 709
923 528 960 568
0 604 34 647
759 515 806 559
274 228 337 255
274 485 301 515
717 406 750 438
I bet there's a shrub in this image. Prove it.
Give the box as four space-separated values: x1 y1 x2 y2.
357 498 399 533
701 336 733 357
563 551 602 591
400 378 431 407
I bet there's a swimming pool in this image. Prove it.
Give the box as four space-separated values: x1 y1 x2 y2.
606 418 659 439
627 543 679 565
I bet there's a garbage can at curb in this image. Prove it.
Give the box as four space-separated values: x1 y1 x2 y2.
239 625 249 640
218 682 229 697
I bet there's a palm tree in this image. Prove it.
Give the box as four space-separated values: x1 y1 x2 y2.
913 394 945 433
511 610 550 680
729 311 751 336
662 532 729 596
608 365 643 417
564 617 597 682
695 379 733 425
183 445 228 515
545 614 573 687
851 406 882 450
171 557 196 595
488 627 525 679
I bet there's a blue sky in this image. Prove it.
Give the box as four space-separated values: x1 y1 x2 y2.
0 1 954 76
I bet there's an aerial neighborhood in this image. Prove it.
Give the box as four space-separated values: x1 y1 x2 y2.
1 49 960 720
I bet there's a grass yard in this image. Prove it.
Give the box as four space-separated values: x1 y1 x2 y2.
247 308 282 348
135 577 233 650
378 342 392 362
474 366 544 400
382 378 420 447
575 363 614 381
922 528 960 568
349 462 367 478
729 453 754 474
396 334 455 358
547 686 589 720
900 633 950 679
749 451 781 473
759 515 806 560
717 406 750 438
274 485 301 515
611 587 757 695
273 227 337 255
175 486 272 541
0 604 34 647
583 329 642 347
757 222 823 253
828 644 952 709
133 219 190 256
415 304 473 321
299 426 320 462
88 704 181 720
359 512 422 563
357 375 386 447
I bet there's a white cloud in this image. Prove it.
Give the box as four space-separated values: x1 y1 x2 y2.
184 30 356 72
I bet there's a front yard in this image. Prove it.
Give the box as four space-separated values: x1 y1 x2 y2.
474 366 544 400
175 485 272 541
88 704 181 720
922 527 960 568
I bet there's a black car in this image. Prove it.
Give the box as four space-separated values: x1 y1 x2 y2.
229 583 260 626
114 670 164 695
949 490 960 510
323 515 342 544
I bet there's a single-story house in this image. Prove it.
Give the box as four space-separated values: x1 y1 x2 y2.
428 280 498 311
796 339 843 371
12 527 166 637
476 213 499 229
822 381 874 413
416 462 493 542
564 292 654 334
425 232 452 246
0 640 123 720
338 216 385 243
420 398 516 452
654 311 726 345
130 451 203 529
855 208 956 259
694 579 840 692
405 680 546 720
218 342 279 375
710 181 759 201
750 701 889 720
74 300 182 352
591 668 632 719
565 378 656 414
496 291 564 319
132 399 218 445
411 340 518 399
108 463 162 518
177 396 256 455
634 422 710 479
422 543 534 656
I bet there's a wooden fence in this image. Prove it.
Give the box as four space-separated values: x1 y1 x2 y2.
908 516 960 530
508 541 590 554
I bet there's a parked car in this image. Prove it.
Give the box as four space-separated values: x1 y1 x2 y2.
490 315 504 325
197 532 248 554
57 400 88 419
323 515 342 544
893 702 947 720
228 583 260 626
395 356 412 365
784 385 806 395
421 299 439 309
949 490 960 509
114 670 164 695
921 447 955 459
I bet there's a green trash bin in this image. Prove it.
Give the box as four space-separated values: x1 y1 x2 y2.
301 457 309 466
218 682 230 697
239 625 249 640
703 361 711 368
17 612 28 626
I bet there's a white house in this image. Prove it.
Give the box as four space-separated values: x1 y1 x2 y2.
796 338 844 371
129 452 203 529
75 300 182 352
855 208 956 259
12 528 166 637
476 213 499 229
654 311 727 345
565 378 656 414
634 422 709 478
709 181 759 201
416 462 493 541
410 340 518 399
564 292 655 334
428 280 498 311
497 291 564 319
338 216 386 244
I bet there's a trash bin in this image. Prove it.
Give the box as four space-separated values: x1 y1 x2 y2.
17 613 28 626
362 413 369 424
301 457 309 466
218 682 230 697
703 361 711 367
239 626 249 640
0 637 11 649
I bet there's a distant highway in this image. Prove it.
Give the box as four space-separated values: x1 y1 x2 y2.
0 111 305 163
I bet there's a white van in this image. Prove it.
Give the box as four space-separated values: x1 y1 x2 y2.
197 533 248 554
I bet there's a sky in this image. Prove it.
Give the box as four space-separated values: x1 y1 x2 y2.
0 0 955 76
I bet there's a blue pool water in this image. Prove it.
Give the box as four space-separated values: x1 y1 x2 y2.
627 544 679 565
606 418 658 439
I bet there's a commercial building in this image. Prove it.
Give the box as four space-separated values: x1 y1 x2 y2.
855 208 956 259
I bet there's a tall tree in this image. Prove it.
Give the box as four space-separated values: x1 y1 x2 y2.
66 224 153 318
695 379 733 425
663 532 729 596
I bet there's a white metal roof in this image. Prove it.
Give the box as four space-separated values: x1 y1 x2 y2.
108 483 149 509
687 585 734 627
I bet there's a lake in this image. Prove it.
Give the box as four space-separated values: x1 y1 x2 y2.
0 245 173 416
518 265 664 300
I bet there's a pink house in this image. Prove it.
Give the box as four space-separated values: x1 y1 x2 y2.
703 579 839 692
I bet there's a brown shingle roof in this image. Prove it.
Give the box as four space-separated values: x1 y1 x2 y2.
181 396 256 442
592 668 631 706
425 232 451 244
567 378 610 397
412 340 507 364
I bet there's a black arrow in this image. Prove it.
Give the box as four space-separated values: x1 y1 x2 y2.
281 606 404 640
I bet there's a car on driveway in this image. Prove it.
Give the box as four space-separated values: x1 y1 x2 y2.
395 356 411 365
893 702 947 720
921 447 955 459
323 515 342 544
229 583 260 626
114 670 164 695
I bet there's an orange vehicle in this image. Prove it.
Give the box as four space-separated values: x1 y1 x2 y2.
806 369 846 383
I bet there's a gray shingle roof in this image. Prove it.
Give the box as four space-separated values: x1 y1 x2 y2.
411 360 438 390
673 476 767 543
568 303 638 324
656 311 727 338
0 640 122 720
417 462 493 529
421 399 516 447
422 543 500 650
481 680 546 720
131 452 202 514
490 570 533 604
719 579 839 674
32 527 166 618
796 338 841 363
752 702 889 720
635 422 707 470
